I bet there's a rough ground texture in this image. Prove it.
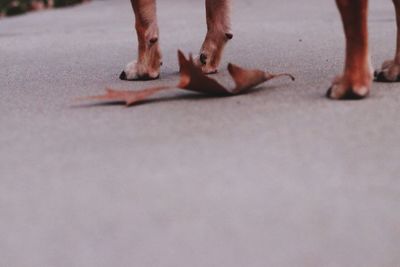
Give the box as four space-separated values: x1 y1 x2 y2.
1 0 400 266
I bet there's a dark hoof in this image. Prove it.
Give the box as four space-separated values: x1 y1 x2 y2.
325 87 332 98
342 89 368 100
199 53 207 65
326 87 368 100
119 71 159 81
225 33 233 40
119 71 127 80
374 70 400 83
149 37 158 44
140 74 160 81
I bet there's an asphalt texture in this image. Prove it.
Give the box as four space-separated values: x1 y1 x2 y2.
1 0 400 266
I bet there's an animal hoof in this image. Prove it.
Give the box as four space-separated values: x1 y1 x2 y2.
374 60 400 82
374 70 400 82
325 87 332 98
119 71 127 80
374 71 387 82
149 37 158 44
225 33 233 40
326 86 368 100
199 53 207 65
121 60 160 81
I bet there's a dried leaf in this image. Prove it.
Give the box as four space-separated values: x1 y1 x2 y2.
77 50 294 107
177 51 230 95
227 63 295 94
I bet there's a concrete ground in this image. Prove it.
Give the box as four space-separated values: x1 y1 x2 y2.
1 0 400 266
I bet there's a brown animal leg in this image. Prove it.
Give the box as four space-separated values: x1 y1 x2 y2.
327 0 373 99
196 0 233 74
120 0 162 80
374 0 400 82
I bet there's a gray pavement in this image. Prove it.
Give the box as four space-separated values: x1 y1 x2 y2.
1 0 400 266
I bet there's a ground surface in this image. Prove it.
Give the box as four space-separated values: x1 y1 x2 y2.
1 0 400 266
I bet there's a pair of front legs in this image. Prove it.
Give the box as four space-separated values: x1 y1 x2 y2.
121 0 400 100
120 0 232 81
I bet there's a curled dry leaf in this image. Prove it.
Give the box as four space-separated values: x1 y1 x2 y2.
78 50 295 107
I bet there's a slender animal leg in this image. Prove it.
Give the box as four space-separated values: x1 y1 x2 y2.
374 0 400 82
327 0 373 99
120 0 162 80
196 0 233 74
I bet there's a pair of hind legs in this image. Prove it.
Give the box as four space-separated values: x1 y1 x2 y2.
121 0 400 99
328 0 400 99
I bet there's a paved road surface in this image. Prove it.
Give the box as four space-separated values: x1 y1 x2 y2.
1 0 400 266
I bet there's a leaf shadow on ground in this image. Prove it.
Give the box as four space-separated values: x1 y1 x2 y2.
71 84 279 109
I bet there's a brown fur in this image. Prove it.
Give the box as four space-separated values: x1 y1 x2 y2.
327 0 372 99
375 0 400 83
121 0 400 100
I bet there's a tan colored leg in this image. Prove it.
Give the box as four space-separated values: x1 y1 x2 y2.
120 0 162 80
375 0 400 82
327 0 373 99
196 0 233 74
